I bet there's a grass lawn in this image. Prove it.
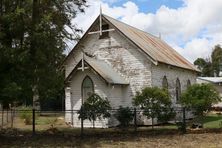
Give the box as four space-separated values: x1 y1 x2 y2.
203 113 222 128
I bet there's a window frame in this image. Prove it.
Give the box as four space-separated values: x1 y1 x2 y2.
187 79 191 89
162 76 168 91
81 76 94 103
175 78 181 102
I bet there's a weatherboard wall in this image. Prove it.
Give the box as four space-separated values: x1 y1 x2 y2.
151 63 197 105
64 20 197 127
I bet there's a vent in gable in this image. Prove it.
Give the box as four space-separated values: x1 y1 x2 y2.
99 24 110 39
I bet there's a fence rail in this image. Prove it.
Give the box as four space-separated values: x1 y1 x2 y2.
0 107 222 137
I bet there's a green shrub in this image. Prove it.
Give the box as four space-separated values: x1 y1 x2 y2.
18 106 33 125
133 87 175 123
114 106 134 128
181 83 221 116
78 93 111 128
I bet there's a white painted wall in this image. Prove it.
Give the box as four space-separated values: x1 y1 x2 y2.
67 68 129 127
64 21 197 127
151 64 197 105
65 30 153 103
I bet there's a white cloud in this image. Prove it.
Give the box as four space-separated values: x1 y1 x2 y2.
71 0 222 63
170 38 212 62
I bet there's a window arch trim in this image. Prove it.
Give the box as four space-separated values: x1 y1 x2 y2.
176 78 181 102
187 79 191 88
162 76 168 90
81 75 94 103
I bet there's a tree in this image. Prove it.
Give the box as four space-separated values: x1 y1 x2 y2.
181 83 221 127
194 58 212 76
181 83 221 116
0 0 86 108
193 44 222 77
133 87 175 128
211 45 222 76
114 106 134 128
194 58 207 70
78 93 111 128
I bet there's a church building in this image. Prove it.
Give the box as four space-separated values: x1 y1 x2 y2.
62 14 199 127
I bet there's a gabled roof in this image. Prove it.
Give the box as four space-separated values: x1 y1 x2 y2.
65 57 129 85
197 77 222 83
64 14 198 72
103 15 198 72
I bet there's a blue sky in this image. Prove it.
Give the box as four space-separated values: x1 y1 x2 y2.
72 0 222 62
104 0 184 13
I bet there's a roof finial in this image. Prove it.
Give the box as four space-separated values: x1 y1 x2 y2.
100 4 102 15
159 32 161 39
82 52 85 71
99 4 102 36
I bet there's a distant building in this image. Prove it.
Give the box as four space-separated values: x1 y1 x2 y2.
197 77 222 107
62 14 199 128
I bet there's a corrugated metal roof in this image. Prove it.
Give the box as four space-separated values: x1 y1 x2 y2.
197 77 222 83
103 14 199 72
65 57 129 85
85 57 129 85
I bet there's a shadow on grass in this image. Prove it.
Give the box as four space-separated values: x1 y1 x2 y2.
202 115 222 123
0 128 181 147
1 127 222 147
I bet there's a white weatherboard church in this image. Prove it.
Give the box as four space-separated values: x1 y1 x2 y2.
62 13 199 128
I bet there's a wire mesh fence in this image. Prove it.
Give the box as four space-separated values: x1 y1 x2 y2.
0 107 222 136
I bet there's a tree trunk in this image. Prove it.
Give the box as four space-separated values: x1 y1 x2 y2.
30 0 40 109
93 120 95 128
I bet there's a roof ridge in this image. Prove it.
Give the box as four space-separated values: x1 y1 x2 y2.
102 14 160 40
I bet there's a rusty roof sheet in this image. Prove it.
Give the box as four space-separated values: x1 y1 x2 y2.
103 15 199 72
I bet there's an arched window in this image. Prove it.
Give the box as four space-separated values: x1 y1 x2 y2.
82 76 94 102
176 78 181 102
162 76 168 90
187 79 191 89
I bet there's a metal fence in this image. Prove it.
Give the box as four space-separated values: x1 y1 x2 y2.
0 107 222 137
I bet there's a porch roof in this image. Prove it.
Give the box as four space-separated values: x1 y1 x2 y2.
65 57 129 85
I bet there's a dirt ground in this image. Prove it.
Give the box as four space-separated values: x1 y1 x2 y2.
0 129 222 148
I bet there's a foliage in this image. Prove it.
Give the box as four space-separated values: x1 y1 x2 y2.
180 83 221 116
211 45 222 76
114 106 134 128
18 106 33 125
133 87 175 123
0 0 86 107
194 45 222 77
194 58 212 76
78 93 111 128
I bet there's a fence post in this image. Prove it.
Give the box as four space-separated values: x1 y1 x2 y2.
182 107 186 134
1 108 3 127
6 108 8 123
134 108 137 132
32 109 36 136
71 109 73 126
11 109 13 128
81 109 84 138
81 118 83 138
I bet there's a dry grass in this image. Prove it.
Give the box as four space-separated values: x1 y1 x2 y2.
1 113 222 147
0 128 222 148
